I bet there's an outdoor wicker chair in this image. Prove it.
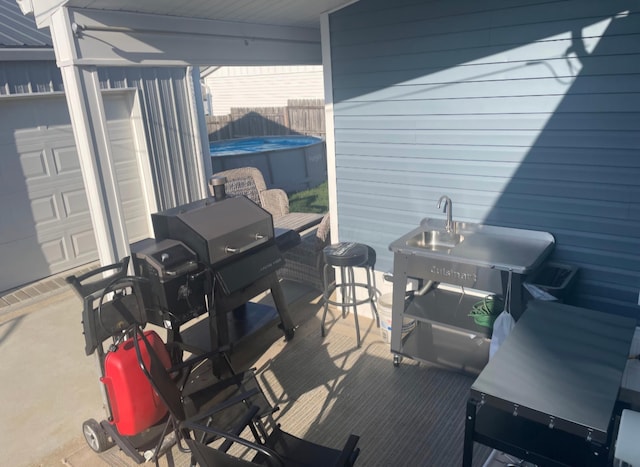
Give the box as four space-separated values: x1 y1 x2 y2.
211 167 324 234
211 167 289 219
277 213 333 291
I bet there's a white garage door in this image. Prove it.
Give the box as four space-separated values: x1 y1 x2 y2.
0 92 150 292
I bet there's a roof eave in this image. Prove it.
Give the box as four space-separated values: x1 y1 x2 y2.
0 46 54 60
17 0 68 29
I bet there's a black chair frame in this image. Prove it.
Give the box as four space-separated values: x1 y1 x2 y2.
132 316 361 467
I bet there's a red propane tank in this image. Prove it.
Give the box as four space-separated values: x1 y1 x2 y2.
101 330 171 436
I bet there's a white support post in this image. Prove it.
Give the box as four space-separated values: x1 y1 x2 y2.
59 64 131 266
320 13 339 243
50 8 130 266
187 66 212 198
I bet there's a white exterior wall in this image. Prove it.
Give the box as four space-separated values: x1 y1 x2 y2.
203 65 324 115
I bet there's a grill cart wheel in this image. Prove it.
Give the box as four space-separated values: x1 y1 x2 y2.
82 418 111 453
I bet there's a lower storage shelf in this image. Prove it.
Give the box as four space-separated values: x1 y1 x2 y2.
393 288 494 374
471 403 609 466
399 322 490 375
178 302 279 353
403 288 494 337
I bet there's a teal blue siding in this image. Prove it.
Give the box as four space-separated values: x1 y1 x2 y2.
330 0 640 318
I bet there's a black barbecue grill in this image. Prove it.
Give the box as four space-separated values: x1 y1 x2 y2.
131 193 296 356
151 196 284 293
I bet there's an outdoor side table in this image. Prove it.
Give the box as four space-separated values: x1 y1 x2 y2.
463 300 635 467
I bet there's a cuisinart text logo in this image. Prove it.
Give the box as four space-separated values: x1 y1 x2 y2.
430 265 477 282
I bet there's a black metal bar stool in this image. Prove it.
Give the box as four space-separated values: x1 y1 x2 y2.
321 242 379 347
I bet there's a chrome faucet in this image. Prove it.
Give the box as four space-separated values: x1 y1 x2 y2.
437 195 453 233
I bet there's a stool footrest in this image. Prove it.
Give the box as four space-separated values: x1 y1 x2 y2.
324 282 377 308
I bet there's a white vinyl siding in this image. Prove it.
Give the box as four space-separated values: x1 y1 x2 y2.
203 66 324 115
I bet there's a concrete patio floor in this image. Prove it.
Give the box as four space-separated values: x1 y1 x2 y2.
0 271 319 467
1 283 108 467
1 270 502 467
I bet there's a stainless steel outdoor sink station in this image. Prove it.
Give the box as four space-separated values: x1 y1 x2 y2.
388 196 555 374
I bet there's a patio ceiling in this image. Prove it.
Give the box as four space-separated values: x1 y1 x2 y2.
17 0 357 66
22 0 354 28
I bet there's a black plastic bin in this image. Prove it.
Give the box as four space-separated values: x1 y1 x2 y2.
527 261 579 302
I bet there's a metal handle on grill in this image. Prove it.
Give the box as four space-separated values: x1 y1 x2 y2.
165 261 198 277
225 234 268 255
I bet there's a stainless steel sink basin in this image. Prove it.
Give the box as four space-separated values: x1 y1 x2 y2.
390 217 555 274
405 230 464 251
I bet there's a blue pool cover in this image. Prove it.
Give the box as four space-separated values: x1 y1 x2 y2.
210 136 321 156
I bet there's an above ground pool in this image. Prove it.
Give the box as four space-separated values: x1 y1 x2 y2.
210 135 326 193
210 135 321 156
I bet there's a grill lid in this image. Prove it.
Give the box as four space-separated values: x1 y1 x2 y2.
151 196 274 267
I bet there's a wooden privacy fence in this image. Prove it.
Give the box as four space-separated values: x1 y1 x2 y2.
206 99 325 141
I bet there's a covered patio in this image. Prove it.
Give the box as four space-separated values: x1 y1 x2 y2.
9 1 640 466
